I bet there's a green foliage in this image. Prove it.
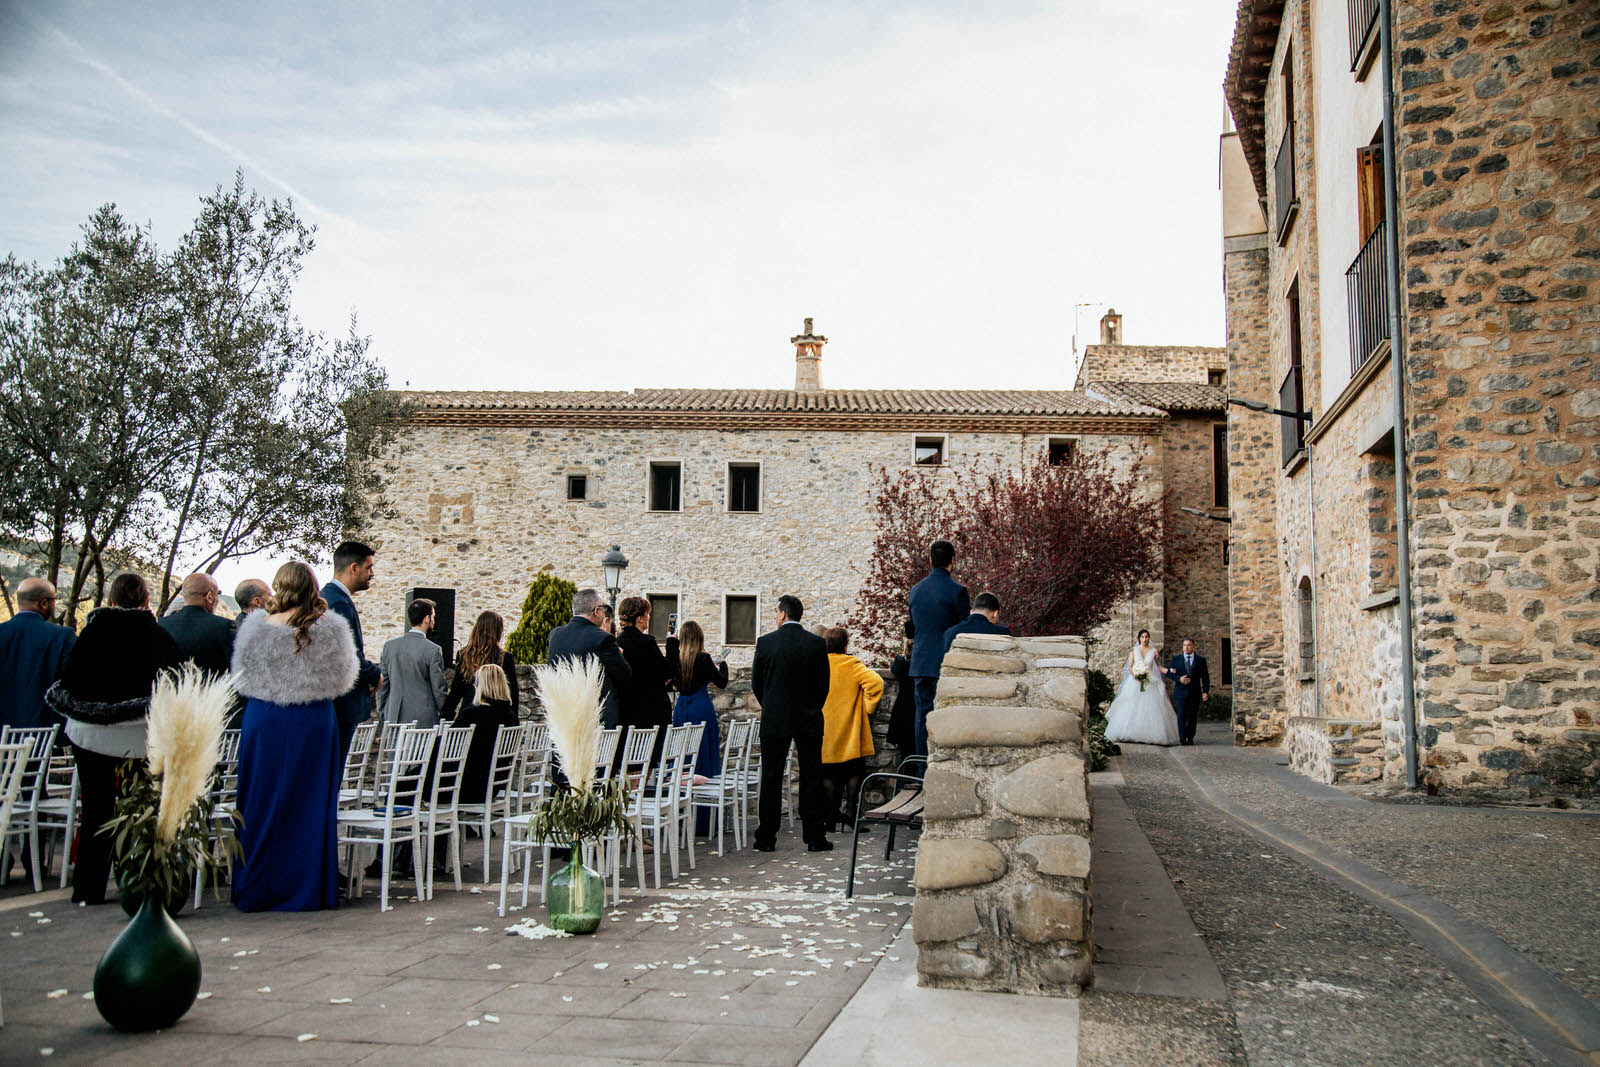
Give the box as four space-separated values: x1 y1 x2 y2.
1087 713 1116 773
1083 668 1118 771
102 761 237 907
507 570 577 664
1084 669 1115 718
529 778 633 846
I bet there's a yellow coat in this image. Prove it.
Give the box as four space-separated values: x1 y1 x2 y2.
821 653 884 764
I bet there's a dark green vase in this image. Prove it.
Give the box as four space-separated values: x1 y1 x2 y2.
118 875 189 919
545 847 604 934
94 893 202 1032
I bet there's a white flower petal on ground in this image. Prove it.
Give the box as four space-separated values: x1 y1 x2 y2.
484 1014 500 1023
487 964 502 970
329 998 353 1005
196 992 213 999
296 1034 316 1043
257 986 271 993
466 1019 481 1027
46 989 68 998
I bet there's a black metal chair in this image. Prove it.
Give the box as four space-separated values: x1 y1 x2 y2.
844 756 926 898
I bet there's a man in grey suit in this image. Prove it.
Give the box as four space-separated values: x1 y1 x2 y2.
377 598 448 728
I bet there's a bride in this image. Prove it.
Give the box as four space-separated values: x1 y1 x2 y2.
1103 629 1179 746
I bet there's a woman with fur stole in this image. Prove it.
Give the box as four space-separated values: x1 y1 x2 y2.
230 560 357 911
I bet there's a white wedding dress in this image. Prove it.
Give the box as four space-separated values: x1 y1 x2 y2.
1103 646 1179 746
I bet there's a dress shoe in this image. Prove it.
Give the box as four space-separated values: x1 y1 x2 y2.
807 840 835 852
754 842 776 852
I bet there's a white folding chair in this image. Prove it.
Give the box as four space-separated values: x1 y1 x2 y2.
337 725 436 912
509 723 550 815
35 750 79 888
0 725 60 892
633 725 690 887
692 718 751 855
615 726 658 891
193 729 243 909
678 721 706 870
734 721 762 843
457 723 526 886
422 725 474 900
594 727 621 783
339 721 378 808
0 740 32 1027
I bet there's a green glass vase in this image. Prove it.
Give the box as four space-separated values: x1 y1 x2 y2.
545 847 604 934
94 893 202 1032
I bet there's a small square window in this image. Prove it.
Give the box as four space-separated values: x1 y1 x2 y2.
728 463 761 513
1223 541 1231 565
649 462 681 512
914 436 945 466
1221 638 1234 686
1208 369 1226 386
649 594 679 641
566 474 587 501
1048 438 1075 465
724 595 758 646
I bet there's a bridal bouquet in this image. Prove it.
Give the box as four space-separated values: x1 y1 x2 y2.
1131 664 1150 692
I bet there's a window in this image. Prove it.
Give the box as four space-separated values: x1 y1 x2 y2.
1281 278 1307 466
1212 424 1229 508
566 474 587 501
728 463 761 512
914 436 945 466
1047 438 1076 465
648 594 679 642
1221 638 1234 686
1208 369 1226 386
724 595 758 646
1297 577 1315 680
649 461 681 512
1364 429 1398 597
1223 541 1230 565
1356 141 1385 242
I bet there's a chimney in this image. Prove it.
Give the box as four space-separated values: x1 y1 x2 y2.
1100 308 1123 345
790 317 826 392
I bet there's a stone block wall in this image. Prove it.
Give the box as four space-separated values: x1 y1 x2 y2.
913 633 1092 996
1080 344 1228 385
1161 411 1235 716
1285 715 1385 785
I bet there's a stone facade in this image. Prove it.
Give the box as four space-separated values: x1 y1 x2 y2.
1223 0 1600 800
914 633 1092 995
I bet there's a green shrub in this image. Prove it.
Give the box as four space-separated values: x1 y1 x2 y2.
1084 668 1115 717
506 570 577 665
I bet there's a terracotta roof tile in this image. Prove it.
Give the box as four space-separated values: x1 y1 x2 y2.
397 388 1165 418
1088 381 1228 413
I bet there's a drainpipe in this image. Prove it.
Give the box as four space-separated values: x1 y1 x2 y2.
1379 0 1420 790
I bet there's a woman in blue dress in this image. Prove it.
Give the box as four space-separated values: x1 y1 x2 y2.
666 621 727 834
229 561 357 911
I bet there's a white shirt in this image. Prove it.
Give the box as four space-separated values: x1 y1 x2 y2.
329 578 351 597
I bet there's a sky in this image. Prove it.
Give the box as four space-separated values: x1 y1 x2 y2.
0 0 1237 587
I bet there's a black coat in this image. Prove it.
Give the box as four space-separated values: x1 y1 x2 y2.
322 582 382 730
885 653 916 754
160 605 235 679
665 640 728 697
941 614 1013 654
46 608 184 725
908 568 970 677
455 697 519 804
441 648 521 720
751 623 830 739
617 626 673 728
546 616 631 728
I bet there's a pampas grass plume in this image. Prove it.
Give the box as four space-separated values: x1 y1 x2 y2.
534 656 604 794
146 663 232 847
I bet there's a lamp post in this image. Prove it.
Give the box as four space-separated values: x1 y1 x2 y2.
1227 395 1313 421
601 545 629 614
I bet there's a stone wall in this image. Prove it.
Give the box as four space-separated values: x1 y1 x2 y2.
1080 344 1228 385
1161 411 1235 715
913 633 1092 996
1285 715 1385 785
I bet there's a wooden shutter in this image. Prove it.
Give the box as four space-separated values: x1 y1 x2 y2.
1357 144 1385 240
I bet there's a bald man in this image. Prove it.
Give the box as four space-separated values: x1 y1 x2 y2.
159 572 235 685
0 577 75 731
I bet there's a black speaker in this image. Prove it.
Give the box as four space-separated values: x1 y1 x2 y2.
405 587 456 664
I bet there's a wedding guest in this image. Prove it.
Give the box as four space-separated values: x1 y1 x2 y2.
907 540 969 758
547 588 630 728
232 578 270 631
751 595 832 852
45 573 183 905
441 611 520 720
377 598 448 728
941 591 1011 652
160 573 235 683
453 663 519 804
230 560 357 911
322 541 382 768
666 621 727 814
0 577 74 732
616 596 672 768
884 619 916 757
819 627 883 832
599 602 616 636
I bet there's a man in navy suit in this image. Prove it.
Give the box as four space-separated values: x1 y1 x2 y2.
546 588 631 728
322 540 383 768
941 592 1012 654
1168 637 1211 745
907 540 970 758
0 578 74 732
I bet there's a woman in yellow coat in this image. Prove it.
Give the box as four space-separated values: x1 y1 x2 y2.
819 627 884 833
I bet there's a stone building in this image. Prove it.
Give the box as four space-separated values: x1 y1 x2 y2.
1221 0 1599 799
363 319 1229 696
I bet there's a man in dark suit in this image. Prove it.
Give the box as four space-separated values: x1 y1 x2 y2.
322 541 383 768
0 578 74 732
751 594 833 852
907 540 969 758
1168 637 1211 746
160 573 235 682
546 588 631 728
941 591 1012 654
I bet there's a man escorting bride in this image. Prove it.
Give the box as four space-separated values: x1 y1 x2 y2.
1103 629 1180 747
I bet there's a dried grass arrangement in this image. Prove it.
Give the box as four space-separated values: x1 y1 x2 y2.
530 657 632 846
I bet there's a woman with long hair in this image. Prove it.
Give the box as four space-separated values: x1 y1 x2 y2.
45 572 184 905
230 560 357 910
441 610 520 719
454 663 519 804
665 620 727 817
1102 628 1179 746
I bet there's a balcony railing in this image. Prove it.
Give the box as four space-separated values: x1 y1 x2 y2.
1274 124 1299 242
1279 365 1306 467
1345 221 1390 376
1348 0 1379 69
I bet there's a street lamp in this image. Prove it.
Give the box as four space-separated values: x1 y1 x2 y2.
1228 395 1313 422
1180 506 1231 524
601 545 629 612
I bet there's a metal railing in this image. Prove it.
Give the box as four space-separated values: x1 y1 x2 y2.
1348 0 1379 69
1345 221 1390 376
1279 365 1306 467
1274 124 1298 241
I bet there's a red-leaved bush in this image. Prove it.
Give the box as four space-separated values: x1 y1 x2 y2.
848 448 1164 661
